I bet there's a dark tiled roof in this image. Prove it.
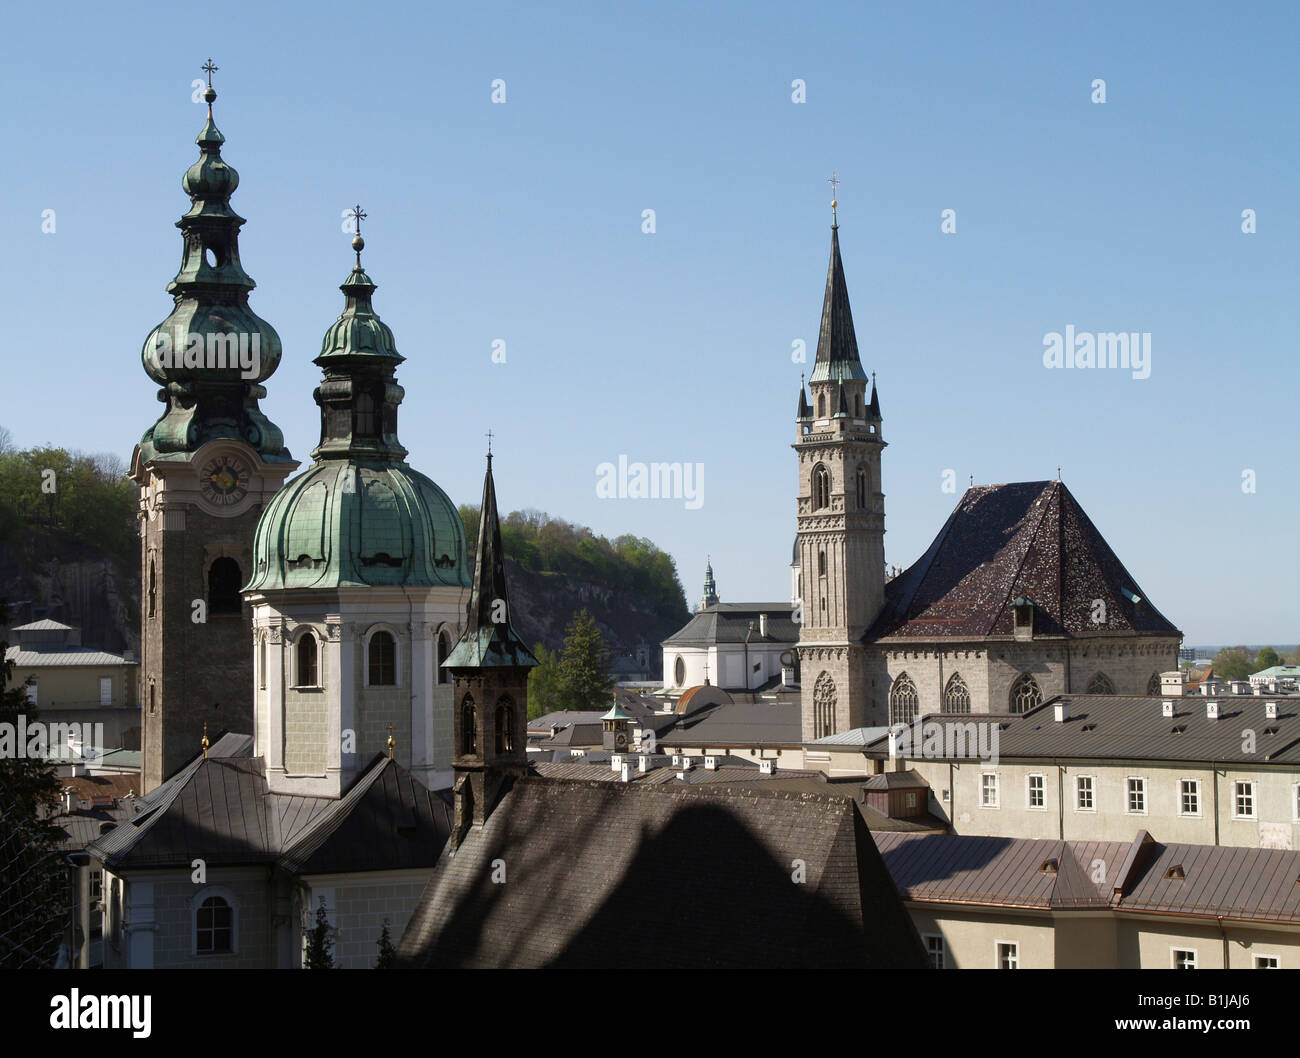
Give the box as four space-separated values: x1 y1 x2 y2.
659 700 801 747
985 695 1300 765
662 605 797 647
863 770 928 791
397 778 927 968
867 481 1181 641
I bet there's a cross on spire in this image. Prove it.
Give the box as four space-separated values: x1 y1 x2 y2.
202 58 218 86
827 171 840 227
348 204 367 266
485 428 494 462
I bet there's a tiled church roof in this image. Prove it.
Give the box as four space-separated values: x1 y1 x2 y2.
396 778 927 968
867 480 1180 641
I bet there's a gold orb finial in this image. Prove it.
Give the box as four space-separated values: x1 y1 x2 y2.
387 723 395 760
202 721 210 760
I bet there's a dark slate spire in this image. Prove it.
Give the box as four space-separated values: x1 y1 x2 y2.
867 371 881 419
796 373 812 420
834 379 850 418
138 61 289 464
809 225 868 384
444 453 538 670
311 208 409 462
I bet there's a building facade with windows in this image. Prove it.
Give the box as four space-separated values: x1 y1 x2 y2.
791 217 1181 744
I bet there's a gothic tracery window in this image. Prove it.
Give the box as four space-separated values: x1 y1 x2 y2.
813 465 831 510
1009 672 1042 714
1086 671 1115 695
461 695 477 755
813 672 837 739
889 672 919 725
856 467 867 510
494 697 515 755
944 672 971 713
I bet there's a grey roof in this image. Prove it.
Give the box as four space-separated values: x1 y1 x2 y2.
808 725 895 748
5 646 133 667
659 700 801 747
87 751 448 874
397 778 927 968
662 604 797 648
11 619 75 632
535 722 604 748
930 695 1300 765
527 710 606 730
863 770 928 791
876 831 1300 925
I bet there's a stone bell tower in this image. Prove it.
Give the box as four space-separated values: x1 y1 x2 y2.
131 63 297 791
793 196 886 741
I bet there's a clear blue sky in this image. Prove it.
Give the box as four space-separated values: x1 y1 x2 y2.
2 1 1295 645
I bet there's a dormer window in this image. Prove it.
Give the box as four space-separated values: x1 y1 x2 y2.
1012 596 1034 640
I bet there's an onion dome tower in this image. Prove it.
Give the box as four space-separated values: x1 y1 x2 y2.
131 62 298 793
245 213 472 797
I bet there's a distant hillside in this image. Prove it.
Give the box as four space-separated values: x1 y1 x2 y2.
0 438 689 673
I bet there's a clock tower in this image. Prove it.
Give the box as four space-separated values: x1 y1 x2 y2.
130 65 297 791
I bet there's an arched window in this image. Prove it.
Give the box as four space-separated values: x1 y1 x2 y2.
437 629 452 685
354 391 376 436
817 393 826 418
674 655 686 686
296 632 318 688
854 394 862 417
812 465 831 510
461 695 477 755
1009 673 1042 714
494 696 515 755
148 558 156 619
856 467 867 510
890 672 919 725
258 634 267 690
196 896 233 954
368 631 396 686
149 682 156 716
813 672 837 739
944 673 971 713
1146 672 1162 696
817 550 827 577
1086 671 1115 695
208 557 242 615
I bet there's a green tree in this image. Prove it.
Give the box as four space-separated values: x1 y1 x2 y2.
1255 646 1282 671
0 601 66 968
304 897 334 969
527 642 563 720
556 609 615 711
1211 646 1254 682
375 918 396 968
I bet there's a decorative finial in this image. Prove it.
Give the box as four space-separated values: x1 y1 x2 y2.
827 172 840 228
485 428 494 464
201 59 218 112
387 723 395 760
201 721 210 760
969 474 974 487
348 204 367 267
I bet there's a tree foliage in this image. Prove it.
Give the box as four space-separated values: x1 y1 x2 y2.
555 609 615 712
375 918 396 968
1211 646 1255 682
304 897 334 969
1255 646 1282 671
0 443 136 569
527 642 563 720
0 600 66 967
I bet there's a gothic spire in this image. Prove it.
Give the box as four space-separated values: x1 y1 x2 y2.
809 222 868 385
868 371 881 419
796 374 812 420
444 453 538 670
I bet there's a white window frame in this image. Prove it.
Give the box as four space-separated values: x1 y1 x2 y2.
1075 774 1095 812
980 772 999 809
924 933 946 969
98 676 113 706
996 940 1019 969
1171 947 1197 969
291 628 322 690
362 624 402 688
1293 784 1300 823
1254 954 1280 969
191 886 239 957
1126 776 1147 815
1027 773 1046 810
1178 778 1202 818
1232 780 1257 820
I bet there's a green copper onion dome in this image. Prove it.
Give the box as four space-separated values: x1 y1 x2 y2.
137 67 289 464
244 224 470 592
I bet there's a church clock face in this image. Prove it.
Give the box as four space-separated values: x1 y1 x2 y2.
200 455 250 507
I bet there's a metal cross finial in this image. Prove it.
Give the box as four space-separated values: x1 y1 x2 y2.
827 172 840 226
349 204 367 236
202 59 218 87
485 429 494 462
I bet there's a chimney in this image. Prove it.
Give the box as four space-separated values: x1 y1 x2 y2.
1160 671 1187 698
759 613 769 637
638 754 650 772
1266 701 1278 720
680 756 693 772
62 787 75 812
610 753 624 773
1054 702 1070 723
1161 700 1175 718
1206 700 1220 720
759 758 775 775
619 761 632 783
704 755 717 771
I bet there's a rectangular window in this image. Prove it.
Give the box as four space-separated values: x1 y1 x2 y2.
1294 785 1300 822
1127 777 1146 814
1027 773 1045 809
925 934 946 969
997 941 1018 969
1180 779 1201 816
981 773 999 808
99 677 113 706
1234 781 1256 819
1255 955 1279 969
1076 775 1094 811
24 680 37 705
1172 948 1197 969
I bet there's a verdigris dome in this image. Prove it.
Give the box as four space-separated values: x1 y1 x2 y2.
246 460 470 591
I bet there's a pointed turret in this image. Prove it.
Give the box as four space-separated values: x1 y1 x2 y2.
796 374 812 421
445 451 537 844
834 379 850 418
809 225 868 385
701 559 719 610
867 372 881 419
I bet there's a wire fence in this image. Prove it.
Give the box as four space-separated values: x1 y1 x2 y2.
0 796 70 968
